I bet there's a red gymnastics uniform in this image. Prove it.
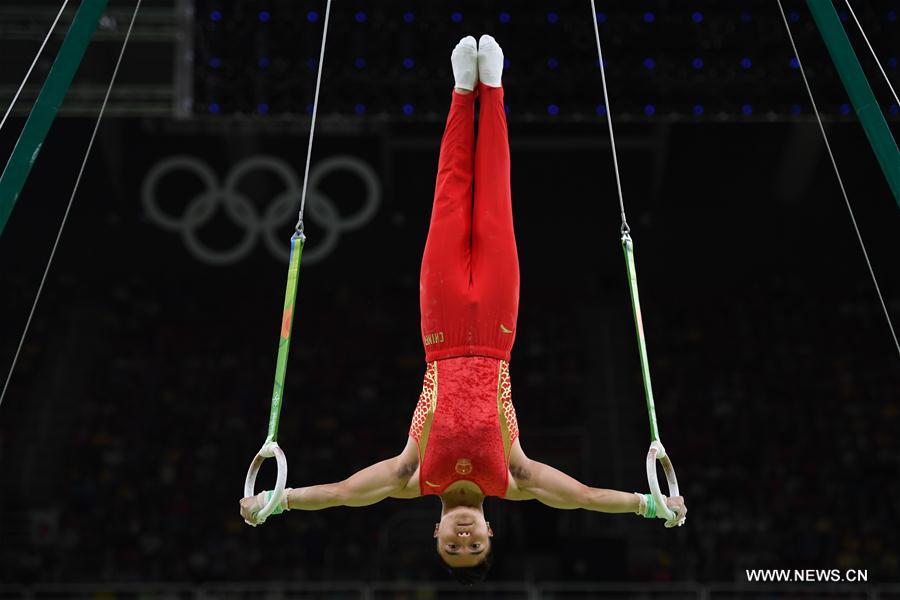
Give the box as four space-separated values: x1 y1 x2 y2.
409 85 520 498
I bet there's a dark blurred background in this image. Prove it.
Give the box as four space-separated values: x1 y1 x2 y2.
0 1 898 598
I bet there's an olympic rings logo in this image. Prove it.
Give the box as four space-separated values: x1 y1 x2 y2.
141 155 381 266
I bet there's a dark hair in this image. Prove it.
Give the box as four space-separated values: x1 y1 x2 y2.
438 545 494 586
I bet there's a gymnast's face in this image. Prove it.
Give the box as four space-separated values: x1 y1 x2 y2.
433 506 493 567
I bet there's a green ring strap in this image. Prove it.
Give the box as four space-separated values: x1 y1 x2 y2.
265 233 305 444
621 233 660 443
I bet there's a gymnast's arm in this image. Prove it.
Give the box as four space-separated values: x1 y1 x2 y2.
240 438 420 521
287 437 420 509
505 439 686 517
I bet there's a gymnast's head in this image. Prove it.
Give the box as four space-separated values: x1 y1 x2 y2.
434 505 494 584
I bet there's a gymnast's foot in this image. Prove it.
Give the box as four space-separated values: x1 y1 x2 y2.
478 34 504 88
451 36 478 93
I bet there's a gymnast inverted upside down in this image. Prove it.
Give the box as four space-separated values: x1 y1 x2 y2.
240 35 687 582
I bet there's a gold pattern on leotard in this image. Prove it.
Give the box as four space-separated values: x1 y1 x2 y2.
409 361 438 461
496 360 519 462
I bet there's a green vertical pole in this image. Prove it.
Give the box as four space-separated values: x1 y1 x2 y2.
0 0 109 237
806 0 900 208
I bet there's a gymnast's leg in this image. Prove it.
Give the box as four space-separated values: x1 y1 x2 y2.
472 35 520 360
420 36 478 361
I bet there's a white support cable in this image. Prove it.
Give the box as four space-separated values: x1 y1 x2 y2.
776 0 900 361
295 0 332 234
844 0 900 108
0 0 142 410
0 0 71 134
588 0 629 233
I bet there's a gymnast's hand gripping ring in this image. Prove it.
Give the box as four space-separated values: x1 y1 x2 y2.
646 440 684 527
243 441 288 526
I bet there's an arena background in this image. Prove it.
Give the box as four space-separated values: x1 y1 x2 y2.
0 1 898 597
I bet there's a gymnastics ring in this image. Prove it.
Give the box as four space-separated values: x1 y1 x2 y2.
646 440 684 526
243 441 288 525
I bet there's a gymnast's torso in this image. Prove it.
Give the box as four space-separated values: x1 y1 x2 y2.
407 356 520 498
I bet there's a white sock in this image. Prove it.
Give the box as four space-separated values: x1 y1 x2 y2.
478 34 504 87
451 36 478 91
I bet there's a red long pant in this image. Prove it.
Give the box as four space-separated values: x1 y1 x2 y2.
420 85 520 363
